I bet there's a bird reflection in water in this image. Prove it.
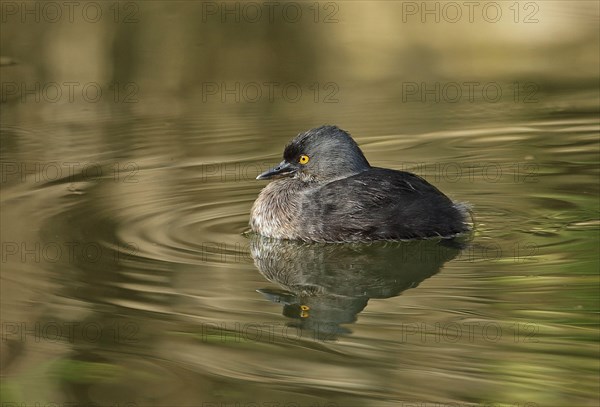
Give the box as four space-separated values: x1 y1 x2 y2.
250 235 468 340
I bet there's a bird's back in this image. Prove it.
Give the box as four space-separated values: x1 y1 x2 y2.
301 168 469 242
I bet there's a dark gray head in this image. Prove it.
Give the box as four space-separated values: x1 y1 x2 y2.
257 125 371 182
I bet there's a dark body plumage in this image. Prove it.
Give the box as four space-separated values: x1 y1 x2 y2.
250 125 470 242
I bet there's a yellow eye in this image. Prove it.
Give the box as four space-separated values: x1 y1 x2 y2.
298 155 310 165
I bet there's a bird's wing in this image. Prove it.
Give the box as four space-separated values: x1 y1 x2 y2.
302 169 464 241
